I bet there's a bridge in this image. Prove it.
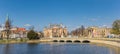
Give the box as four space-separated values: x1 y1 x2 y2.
51 38 90 43
40 38 120 47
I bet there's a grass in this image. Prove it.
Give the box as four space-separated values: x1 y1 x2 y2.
0 38 29 44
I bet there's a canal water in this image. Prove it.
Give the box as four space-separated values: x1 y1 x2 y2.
0 43 119 54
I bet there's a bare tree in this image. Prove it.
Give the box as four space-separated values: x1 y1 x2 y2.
70 25 85 37
80 25 85 36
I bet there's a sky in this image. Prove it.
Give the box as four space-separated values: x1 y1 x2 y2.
0 0 120 31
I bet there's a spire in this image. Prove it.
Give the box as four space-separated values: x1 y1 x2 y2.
6 14 9 21
5 14 11 29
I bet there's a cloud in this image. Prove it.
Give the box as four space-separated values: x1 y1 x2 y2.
103 25 107 27
1 24 5 26
24 24 31 27
90 18 98 21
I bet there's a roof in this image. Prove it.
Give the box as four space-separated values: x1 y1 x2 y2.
45 24 66 29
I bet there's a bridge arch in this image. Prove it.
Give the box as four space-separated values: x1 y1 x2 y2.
53 40 58 42
74 40 81 43
59 40 65 42
66 40 72 42
82 40 90 43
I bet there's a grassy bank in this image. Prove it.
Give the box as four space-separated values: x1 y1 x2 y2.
0 38 28 44
0 38 49 44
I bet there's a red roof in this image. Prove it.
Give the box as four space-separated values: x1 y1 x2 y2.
18 28 26 31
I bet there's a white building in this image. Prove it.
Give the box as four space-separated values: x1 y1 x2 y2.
0 25 6 38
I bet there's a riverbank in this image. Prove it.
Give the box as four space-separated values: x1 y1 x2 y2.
0 39 51 44
0 38 120 48
0 38 28 44
90 40 120 47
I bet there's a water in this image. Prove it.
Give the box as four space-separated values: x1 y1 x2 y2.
0 43 119 54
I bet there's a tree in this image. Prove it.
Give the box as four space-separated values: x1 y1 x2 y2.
70 25 86 37
27 30 39 40
80 25 85 36
38 31 44 38
111 20 120 35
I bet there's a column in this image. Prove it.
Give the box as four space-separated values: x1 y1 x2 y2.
61 32 64 38
50 30 52 38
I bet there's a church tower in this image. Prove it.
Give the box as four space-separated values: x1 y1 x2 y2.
5 14 11 39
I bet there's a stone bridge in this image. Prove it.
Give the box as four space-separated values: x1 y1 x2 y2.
51 38 91 43
40 38 120 47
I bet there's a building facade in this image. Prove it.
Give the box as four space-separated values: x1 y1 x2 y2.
43 24 67 38
88 27 111 38
0 27 27 39
10 27 27 38
0 25 6 38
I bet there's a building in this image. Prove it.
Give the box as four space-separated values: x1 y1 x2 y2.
10 27 27 38
88 26 111 38
0 27 27 39
0 15 27 39
43 24 67 38
0 25 6 38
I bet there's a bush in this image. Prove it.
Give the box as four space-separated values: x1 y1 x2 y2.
27 30 39 40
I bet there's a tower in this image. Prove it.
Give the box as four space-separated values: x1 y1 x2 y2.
5 14 11 39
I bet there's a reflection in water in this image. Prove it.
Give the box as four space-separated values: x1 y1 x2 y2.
4 44 11 54
92 43 120 54
0 43 119 54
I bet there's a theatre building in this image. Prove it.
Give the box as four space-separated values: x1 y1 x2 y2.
43 24 68 38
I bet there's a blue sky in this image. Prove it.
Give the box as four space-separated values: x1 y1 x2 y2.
0 0 120 31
